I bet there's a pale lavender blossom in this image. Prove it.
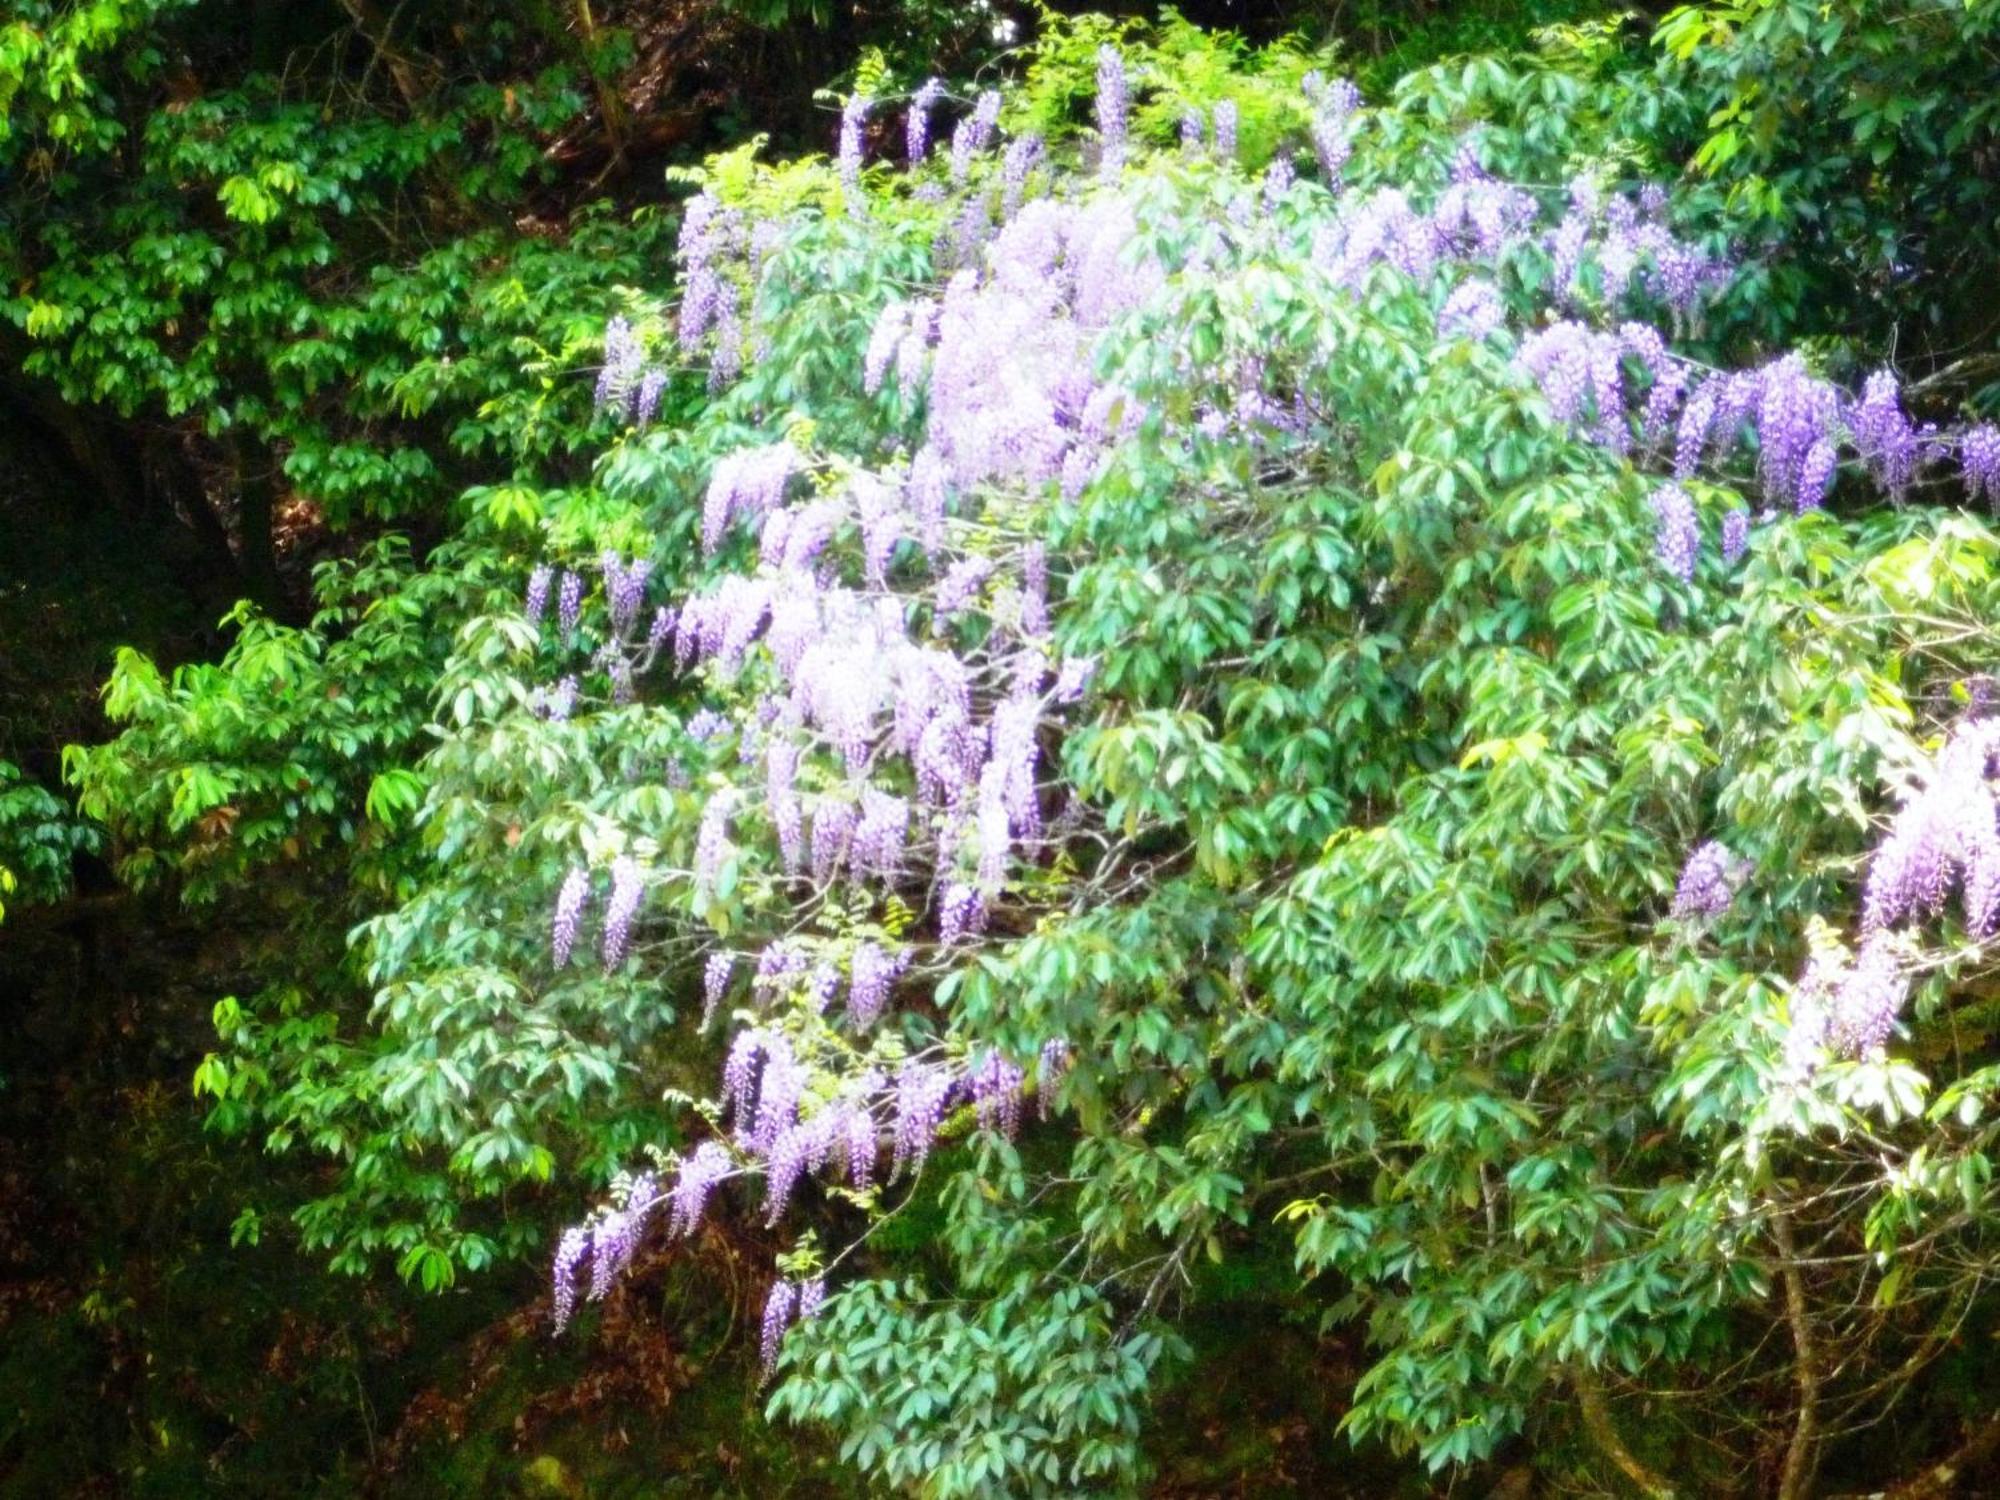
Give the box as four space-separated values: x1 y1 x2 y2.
525 564 553 625
1054 656 1096 704
668 1140 733 1238
761 1279 798 1374
798 1276 826 1321
1827 936 1908 1056
1964 424 2000 508
596 315 642 413
907 78 945 164
636 369 666 426
969 1050 1025 1139
551 1225 589 1334
1852 369 1922 500
891 1061 956 1177
837 94 870 199
559 570 583 637
811 797 856 883
586 1170 658 1302
1095 46 1128 175
1651 483 1700 582
1721 508 1750 564
601 856 644 969
1037 1037 1070 1120
847 941 904 1028
702 952 734 1028
553 866 590 967
1862 717 2000 937
1438 280 1504 341
694 791 737 899
948 91 1002 183
1672 840 1738 919
1211 99 1238 162
939 881 986 944
853 787 910 880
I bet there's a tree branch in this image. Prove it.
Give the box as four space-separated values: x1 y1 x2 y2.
1883 1408 2000 1500
1573 1365 1678 1500
1773 1210 1822 1500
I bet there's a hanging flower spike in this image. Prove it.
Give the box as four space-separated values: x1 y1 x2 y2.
552 866 590 968
760 1278 799 1375
551 1225 589 1334
1211 99 1238 162
1095 46 1128 175
1650 483 1700 583
702 951 734 1029
907 77 944 165
558 570 583 637
837 94 870 205
524 564 553 626
1671 840 1738 920
601 856 644 970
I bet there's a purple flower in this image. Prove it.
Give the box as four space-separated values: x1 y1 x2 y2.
595 315 642 414
1438 280 1504 342
601 856 644 969
811 797 856 884
1651 483 1700 583
840 1097 879 1188
1263 155 1296 211
722 1028 769 1125
1211 99 1238 162
1037 1037 1070 1120
586 1170 658 1302
907 78 945 165
864 301 909 397
1852 370 1923 500
541 675 579 723
1721 508 1750 564
525 564 553 626
1672 840 1738 919
702 952 734 1028
636 369 666 426
853 787 909 880
798 1276 826 1321
1095 46 1128 175
934 556 993 619
1964 424 2000 508
558 571 583 637
847 941 904 1029
1179 107 1205 154
939 881 986 944
1053 656 1096 705
764 1123 811 1224
668 1140 733 1238
551 1225 588 1334
1674 379 1717 480
837 94 870 200
1828 936 1908 1056
1001 134 1042 218
948 90 1002 183
968 1050 1025 1139
1861 717 2000 937
553 866 590 968
891 1060 956 1177
761 1278 798 1374
694 791 736 900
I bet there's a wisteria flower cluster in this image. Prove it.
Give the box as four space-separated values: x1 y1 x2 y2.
1778 713 2000 1072
533 49 2000 1377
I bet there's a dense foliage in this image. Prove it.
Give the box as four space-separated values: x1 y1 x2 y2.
10 1 2000 1495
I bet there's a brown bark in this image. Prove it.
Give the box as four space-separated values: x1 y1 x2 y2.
1573 1365 1678 1500
1773 1210 1823 1500
1883 1409 2000 1500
